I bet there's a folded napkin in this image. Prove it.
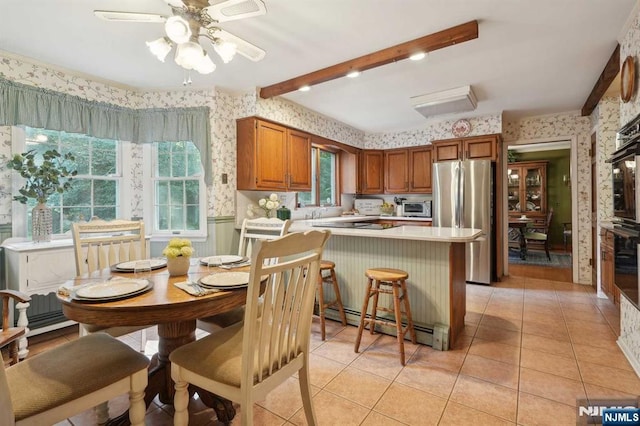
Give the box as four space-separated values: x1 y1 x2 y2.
174 281 220 297
57 276 128 297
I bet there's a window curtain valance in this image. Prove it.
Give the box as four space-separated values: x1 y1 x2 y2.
0 78 212 184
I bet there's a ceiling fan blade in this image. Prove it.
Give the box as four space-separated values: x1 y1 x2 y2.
213 28 266 61
203 0 266 23
94 10 167 23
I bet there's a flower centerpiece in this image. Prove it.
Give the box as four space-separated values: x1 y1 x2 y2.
162 238 194 276
247 193 280 218
7 149 77 242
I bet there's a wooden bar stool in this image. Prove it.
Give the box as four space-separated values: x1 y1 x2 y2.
354 267 417 365
317 260 347 340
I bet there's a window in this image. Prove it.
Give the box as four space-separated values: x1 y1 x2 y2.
11 127 207 239
146 141 206 237
298 147 337 207
12 127 123 236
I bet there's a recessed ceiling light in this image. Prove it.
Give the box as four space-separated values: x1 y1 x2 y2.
298 85 311 92
346 70 360 78
409 52 426 61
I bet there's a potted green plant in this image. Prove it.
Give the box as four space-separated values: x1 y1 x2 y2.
7 149 77 242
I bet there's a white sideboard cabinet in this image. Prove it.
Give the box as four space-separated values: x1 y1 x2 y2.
2 238 78 359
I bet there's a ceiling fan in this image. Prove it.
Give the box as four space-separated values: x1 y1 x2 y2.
95 0 266 76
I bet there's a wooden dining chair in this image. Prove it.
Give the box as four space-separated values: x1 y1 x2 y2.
196 218 291 333
1 332 149 426
1 290 31 366
71 218 153 422
71 218 148 277
524 208 554 260
71 218 151 343
237 217 292 258
171 230 331 426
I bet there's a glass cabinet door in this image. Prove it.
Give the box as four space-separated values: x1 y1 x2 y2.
507 168 520 212
507 161 547 216
524 166 543 213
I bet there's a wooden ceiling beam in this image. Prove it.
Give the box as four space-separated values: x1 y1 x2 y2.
581 44 620 116
259 20 479 99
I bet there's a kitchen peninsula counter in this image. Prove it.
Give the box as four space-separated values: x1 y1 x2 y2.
290 220 482 348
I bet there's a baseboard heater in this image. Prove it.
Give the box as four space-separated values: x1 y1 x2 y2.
323 307 449 350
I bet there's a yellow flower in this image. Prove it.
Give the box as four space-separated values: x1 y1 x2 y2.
162 238 193 258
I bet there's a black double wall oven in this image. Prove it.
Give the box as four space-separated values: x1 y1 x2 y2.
610 113 640 295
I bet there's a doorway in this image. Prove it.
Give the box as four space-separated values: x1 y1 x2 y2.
504 138 575 282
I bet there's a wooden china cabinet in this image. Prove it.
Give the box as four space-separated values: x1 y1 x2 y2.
507 161 548 223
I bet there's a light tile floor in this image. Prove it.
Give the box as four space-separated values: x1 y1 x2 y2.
8 274 639 425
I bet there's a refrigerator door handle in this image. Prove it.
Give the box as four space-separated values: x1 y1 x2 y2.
454 161 463 228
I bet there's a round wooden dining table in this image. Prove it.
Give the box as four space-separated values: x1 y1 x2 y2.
57 260 249 425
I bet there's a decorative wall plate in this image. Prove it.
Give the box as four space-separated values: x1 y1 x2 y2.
452 119 472 137
621 55 635 103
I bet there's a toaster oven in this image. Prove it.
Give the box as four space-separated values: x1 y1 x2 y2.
402 201 432 217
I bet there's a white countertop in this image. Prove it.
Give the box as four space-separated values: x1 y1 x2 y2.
300 215 432 223
290 220 481 242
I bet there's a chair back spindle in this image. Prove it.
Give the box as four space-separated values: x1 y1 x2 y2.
72 219 146 276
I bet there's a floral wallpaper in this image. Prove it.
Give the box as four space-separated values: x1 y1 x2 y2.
503 112 592 284
619 296 640 375
593 97 619 224
364 114 502 148
0 125 12 224
620 12 640 125
253 94 365 148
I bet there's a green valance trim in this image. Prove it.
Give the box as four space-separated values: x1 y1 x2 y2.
0 78 212 184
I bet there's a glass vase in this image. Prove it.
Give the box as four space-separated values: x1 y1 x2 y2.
32 203 52 243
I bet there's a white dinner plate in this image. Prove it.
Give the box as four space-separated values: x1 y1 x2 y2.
114 258 167 271
199 272 250 288
76 279 149 299
200 255 246 266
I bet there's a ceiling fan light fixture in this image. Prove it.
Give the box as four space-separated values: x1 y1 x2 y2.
146 37 173 62
195 53 216 74
163 0 184 7
165 15 192 44
174 41 204 70
409 52 427 61
214 40 238 64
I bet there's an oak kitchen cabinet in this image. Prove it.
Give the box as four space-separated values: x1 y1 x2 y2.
237 117 312 191
384 146 433 193
384 149 409 193
359 150 384 194
432 134 500 162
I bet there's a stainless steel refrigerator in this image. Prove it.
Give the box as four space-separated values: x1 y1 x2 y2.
433 159 492 285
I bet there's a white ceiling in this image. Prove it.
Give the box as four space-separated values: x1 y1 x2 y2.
0 0 635 134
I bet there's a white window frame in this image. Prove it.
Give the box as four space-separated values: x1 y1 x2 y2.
298 146 339 207
10 126 130 238
142 142 207 240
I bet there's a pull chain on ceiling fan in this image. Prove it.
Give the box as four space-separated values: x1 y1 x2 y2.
95 0 266 75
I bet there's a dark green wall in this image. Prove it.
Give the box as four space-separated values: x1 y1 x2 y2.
509 149 571 248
